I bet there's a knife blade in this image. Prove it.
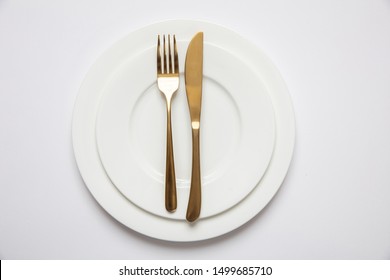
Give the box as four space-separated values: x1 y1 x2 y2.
185 32 203 222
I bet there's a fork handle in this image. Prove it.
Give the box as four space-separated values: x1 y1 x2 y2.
186 128 201 222
165 103 177 212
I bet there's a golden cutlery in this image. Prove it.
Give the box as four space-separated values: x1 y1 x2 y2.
157 34 179 212
184 32 204 222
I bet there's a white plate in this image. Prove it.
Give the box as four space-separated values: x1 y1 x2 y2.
72 20 295 241
96 43 275 219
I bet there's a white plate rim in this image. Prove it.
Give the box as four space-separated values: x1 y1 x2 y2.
72 19 295 242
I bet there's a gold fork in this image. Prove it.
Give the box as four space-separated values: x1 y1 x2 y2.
157 34 179 212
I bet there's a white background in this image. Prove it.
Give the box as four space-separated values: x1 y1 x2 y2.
0 0 389 259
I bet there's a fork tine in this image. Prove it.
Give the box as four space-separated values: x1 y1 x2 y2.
157 35 162 74
173 35 179 74
168 35 173 73
163 35 167 74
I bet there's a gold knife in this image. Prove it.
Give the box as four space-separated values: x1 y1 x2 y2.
185 32 203 222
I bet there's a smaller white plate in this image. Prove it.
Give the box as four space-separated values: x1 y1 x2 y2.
96 43 275 219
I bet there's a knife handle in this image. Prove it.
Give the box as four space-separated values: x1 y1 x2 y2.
165 103 177 212
186 128 201 222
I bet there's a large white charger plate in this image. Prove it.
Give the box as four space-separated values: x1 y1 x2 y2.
72 20 295 241
96 43 275 219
